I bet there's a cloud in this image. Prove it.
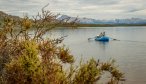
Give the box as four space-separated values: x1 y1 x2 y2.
0 0 51 17
78 0 119 5
0 0 146 19
126 8 145 13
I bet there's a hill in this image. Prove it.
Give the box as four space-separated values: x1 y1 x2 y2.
0 11 21 21
1 11 146 27
57 15 146 25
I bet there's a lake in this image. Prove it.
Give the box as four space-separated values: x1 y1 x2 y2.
49 26 146 84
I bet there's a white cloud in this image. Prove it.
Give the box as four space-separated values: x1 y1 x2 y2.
81 6 98 10
0 0 146 19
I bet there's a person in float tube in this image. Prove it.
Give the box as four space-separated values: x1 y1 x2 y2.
97 32 102 38
97 32 105 37
102 31 105 36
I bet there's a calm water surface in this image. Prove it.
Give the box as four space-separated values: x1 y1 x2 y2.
49 26 146 84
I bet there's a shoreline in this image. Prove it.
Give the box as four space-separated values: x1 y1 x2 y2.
57 24 146 27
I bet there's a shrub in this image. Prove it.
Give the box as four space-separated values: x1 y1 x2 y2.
0 7 124 84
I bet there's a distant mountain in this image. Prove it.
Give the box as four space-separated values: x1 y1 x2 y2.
0 11 21 21
1 11 146 25
57 15 146 24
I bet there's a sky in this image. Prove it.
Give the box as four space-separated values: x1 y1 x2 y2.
0 0 146 20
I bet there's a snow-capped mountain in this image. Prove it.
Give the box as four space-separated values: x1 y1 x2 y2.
57 15 146 24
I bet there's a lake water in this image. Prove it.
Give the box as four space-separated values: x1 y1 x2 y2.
49 26 146 84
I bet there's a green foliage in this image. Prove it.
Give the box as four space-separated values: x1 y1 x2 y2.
100 60 124 84
3 40 45 84
0 8 124 84
73 59 124 84
74 59 100 84
58 46 74 63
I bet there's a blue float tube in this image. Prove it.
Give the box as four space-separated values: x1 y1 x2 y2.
95 36 109 42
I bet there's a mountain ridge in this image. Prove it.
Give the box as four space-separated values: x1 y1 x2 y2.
1 11 146 25
57 15 146 25
0 11 21 20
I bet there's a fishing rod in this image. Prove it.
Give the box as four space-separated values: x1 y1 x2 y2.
109 37 120 41
88 36 119 41
88 37 96 40
109 37 146 43
88 36 146 43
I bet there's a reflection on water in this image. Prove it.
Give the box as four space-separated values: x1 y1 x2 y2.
89 41 109 52
96 41 109 50
48 27 146 84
